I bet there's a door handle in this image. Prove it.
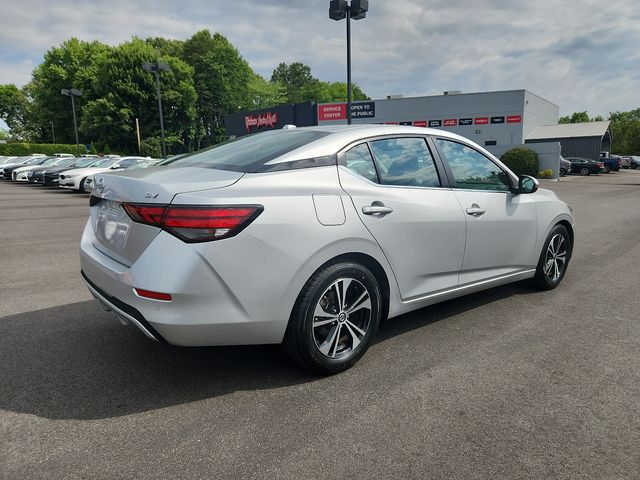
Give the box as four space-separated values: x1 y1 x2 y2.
466 204 486 217
362 204 394 215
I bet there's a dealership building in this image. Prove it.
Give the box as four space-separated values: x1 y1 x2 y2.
224 89 612 176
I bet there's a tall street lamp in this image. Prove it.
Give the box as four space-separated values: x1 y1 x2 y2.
329 0 368 124
60 88 83 150
142 61 171 158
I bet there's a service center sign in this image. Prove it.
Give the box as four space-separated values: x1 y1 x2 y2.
318 101 375 121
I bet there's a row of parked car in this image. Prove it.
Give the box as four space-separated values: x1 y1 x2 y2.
0 153 160 192
558 155 640 177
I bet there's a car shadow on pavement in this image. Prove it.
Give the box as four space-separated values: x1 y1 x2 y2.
0 282 537 420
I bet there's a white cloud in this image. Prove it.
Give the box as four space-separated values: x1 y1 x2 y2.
0 0 639 116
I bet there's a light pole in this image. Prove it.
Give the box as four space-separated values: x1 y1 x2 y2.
61 88 82 150
142 61 171 158
329 0 368 124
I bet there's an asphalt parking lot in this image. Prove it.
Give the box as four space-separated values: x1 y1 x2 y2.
1 171 639 479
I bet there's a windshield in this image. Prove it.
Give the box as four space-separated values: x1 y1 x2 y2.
41 158 61 166
54 157 78 167
164 129 331 172
71 158 99 168
89 158 119 168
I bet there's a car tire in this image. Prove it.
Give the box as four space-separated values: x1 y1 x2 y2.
284 262 382 374
579 167 590 176
604 165 611 174
78 177 87 192
531 224 572 291
559 167 566 177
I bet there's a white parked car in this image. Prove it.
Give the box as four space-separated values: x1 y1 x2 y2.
12 157 76 181
59 157 153 192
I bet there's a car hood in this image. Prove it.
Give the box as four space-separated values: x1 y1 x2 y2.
61 167 113 177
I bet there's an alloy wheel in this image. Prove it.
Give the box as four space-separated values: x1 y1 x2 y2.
312 278 372 359
544 233 567 282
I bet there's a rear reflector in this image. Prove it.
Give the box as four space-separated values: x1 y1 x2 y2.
122 204 263 243
134 288 172 301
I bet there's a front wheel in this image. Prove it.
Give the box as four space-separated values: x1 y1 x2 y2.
78 177 87 192
284 262 382 374
559 167 566 177
532 225 572 290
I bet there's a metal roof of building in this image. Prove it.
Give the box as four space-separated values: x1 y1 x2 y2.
526 121 611 140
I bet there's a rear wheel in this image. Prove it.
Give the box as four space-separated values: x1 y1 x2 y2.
604 165 611 174
532 225 572 290
284 262 382 374
579 167 590 176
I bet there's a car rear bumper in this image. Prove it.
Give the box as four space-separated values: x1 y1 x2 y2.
79 218 302 346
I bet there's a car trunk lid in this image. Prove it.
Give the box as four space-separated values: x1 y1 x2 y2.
89 167 244 266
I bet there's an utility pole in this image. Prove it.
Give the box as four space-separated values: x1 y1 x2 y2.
329 0 369 124
142 61 171 158
61 88 83 150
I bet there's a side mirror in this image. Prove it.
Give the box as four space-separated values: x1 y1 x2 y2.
109 164 120 169
518 175 539 194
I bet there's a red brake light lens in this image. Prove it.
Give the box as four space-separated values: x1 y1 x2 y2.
122 204 263 243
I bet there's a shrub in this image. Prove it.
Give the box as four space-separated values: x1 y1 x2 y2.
538 169 554 179
0 143 86 156
500 147 539 177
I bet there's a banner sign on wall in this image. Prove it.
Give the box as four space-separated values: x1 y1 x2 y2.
459 118 473 126
413 120 427 127
443 119 458 127
490 116 505 124
244 112 279 132
506 115 522 123
351 101 375 118
474 117 489 125
429 120 442 127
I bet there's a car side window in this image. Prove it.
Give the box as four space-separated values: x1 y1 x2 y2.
368 137 441 188
344 143 379 183
435 138 509 191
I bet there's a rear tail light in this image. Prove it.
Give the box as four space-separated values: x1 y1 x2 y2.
122 204 263 243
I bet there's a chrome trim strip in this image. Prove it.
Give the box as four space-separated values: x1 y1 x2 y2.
403 269 537 304
83 279 160 342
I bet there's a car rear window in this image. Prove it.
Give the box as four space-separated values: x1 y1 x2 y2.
162 129 331 173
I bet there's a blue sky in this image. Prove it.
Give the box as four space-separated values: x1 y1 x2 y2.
1 0 640 131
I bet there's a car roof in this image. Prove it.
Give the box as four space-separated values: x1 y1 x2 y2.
263 124 482 165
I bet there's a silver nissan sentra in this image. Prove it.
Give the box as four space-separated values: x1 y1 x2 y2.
80 124 574 373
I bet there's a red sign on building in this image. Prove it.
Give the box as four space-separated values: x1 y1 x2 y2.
506 115 522 123
318 103 347 121
245 112 279 132
474 117 489 125
413 120 427 127
443 119 458 127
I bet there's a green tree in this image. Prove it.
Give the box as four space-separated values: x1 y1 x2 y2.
609 109 640 155
0 84 32 139
80 38 197 155
559 111 590 124
247 74 287 109
30 38 111 144
270 62 317 104
182 30 253 148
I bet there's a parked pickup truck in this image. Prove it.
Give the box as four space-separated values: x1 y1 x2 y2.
600 156 621 173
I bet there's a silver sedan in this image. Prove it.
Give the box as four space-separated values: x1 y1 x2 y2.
80 125 574 373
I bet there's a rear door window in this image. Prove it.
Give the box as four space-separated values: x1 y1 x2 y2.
368 137 441 188
344 144 378 183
